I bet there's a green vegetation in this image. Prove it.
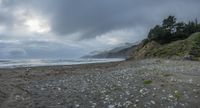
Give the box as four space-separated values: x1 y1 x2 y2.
147 32 200 60
148 16 200 44
174 90 181 100
143 80 153 84
129 16 200 60
163 73 172 77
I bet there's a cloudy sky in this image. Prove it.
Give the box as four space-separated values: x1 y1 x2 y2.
0 0 200 59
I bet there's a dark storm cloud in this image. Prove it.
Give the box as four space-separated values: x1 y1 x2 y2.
0 0 200 59
30 0 200 39
1 0 200 39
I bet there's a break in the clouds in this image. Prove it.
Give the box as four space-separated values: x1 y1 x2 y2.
0 0 200 59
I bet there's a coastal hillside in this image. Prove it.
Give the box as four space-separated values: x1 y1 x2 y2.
82 43 138 58
147 32 200 60
128 16 200 60
129 32 200 60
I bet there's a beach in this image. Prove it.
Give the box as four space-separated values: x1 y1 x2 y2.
0 59 200 108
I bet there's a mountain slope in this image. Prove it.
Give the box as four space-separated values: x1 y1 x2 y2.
129 32 200 60
82 43 138 58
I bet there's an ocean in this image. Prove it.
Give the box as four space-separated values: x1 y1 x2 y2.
0 58 124 68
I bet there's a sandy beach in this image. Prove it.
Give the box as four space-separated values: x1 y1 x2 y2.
0 59 200 108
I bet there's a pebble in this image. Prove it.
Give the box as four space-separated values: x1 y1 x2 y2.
139 88 149 95
135 99 139 102
116 102 122 107
57 87 61 91
180 103 185 107
75 104 80 107
150 100 156 104
152 93 156 97
161 97 167 100
108 105 115 108
91 103 97 108
125 91 130 95
170 78 177 82
169 94 173 98
188 79 193 83
124 101 132 107
41 87 45 91
193 89 196 92
174 90 178 94
15 95 21 100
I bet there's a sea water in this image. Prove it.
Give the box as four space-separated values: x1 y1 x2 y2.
0 58 124 68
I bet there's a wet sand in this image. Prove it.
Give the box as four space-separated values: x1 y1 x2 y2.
0 59 200 108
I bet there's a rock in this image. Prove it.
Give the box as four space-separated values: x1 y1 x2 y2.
183 55 193 60
188 79 193 84
125 91 130 95
135 99 139 103
139 88 149 95
41 87 45 91
124 101 132 107
150 100 156 104
75 104 80 107
108 105 115 108
57 87 61 91
169 94 174 98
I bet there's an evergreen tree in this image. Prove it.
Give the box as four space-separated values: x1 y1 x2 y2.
147 15 199 44
162 16 176 33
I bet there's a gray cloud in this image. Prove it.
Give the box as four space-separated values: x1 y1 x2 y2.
0 39 88 59
0 0 200 58
28 0 200 39
1 0 200 39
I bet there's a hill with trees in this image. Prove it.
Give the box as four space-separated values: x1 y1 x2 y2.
128 16 200 60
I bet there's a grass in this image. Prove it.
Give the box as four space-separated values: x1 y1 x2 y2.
147 32 200 59
149 40 189 57
143 80 153 84
174 90 181 100
163 73 172 77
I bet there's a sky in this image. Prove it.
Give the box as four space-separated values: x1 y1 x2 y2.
0 0 200 59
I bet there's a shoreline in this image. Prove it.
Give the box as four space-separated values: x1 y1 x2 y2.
0 58 125 69
0 59 200 108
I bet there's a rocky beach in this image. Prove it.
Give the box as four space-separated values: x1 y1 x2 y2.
0 59 200 108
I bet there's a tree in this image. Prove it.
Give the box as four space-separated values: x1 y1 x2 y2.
148 25 163 40
148 25 171 43
173 22 187 40
162 16 176 33
184 21 196 34
175 22 185 32
194 18 200 32
195 18 198 28
147 15 200 44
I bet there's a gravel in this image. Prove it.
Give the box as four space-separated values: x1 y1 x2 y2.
0 59 200 108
